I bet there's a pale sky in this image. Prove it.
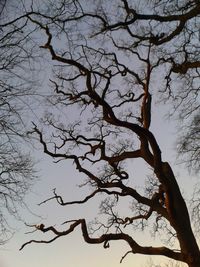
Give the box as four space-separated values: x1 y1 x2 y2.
0 1 199 266
0 103 194 267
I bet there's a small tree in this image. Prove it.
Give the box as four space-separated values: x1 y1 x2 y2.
15 1 200 266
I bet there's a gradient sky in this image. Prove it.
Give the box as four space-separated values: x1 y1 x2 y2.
0 102 195 267
0 1 199 266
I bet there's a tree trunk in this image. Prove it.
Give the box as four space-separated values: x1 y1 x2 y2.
188 258 200 267
160 162 200 266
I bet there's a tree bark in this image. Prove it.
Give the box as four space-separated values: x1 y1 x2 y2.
188 259 200 267
160 162 200 266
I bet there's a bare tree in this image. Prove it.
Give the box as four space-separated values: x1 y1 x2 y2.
177 115 200 173
0 0 38 242
11 0 200 266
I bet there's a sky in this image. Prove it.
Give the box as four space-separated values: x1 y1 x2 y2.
0 1 199 266
0 103 195 267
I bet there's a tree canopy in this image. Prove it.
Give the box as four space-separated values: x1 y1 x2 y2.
2 0 199 266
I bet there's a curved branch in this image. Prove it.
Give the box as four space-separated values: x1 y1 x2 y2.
172 60 200 74
20 219 184 262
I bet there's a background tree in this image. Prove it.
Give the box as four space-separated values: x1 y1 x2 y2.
0 0 38 243
177 115 200 173
9 0 199 266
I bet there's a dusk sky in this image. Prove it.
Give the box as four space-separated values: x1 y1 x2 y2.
1 103 194 267
0 1 199 267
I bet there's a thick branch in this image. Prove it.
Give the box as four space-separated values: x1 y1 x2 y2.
172 61 200 74
20 219 184 262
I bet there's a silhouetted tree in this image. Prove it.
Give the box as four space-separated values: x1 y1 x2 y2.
12 1 199 266
177 115 200 173
0 0 37 243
